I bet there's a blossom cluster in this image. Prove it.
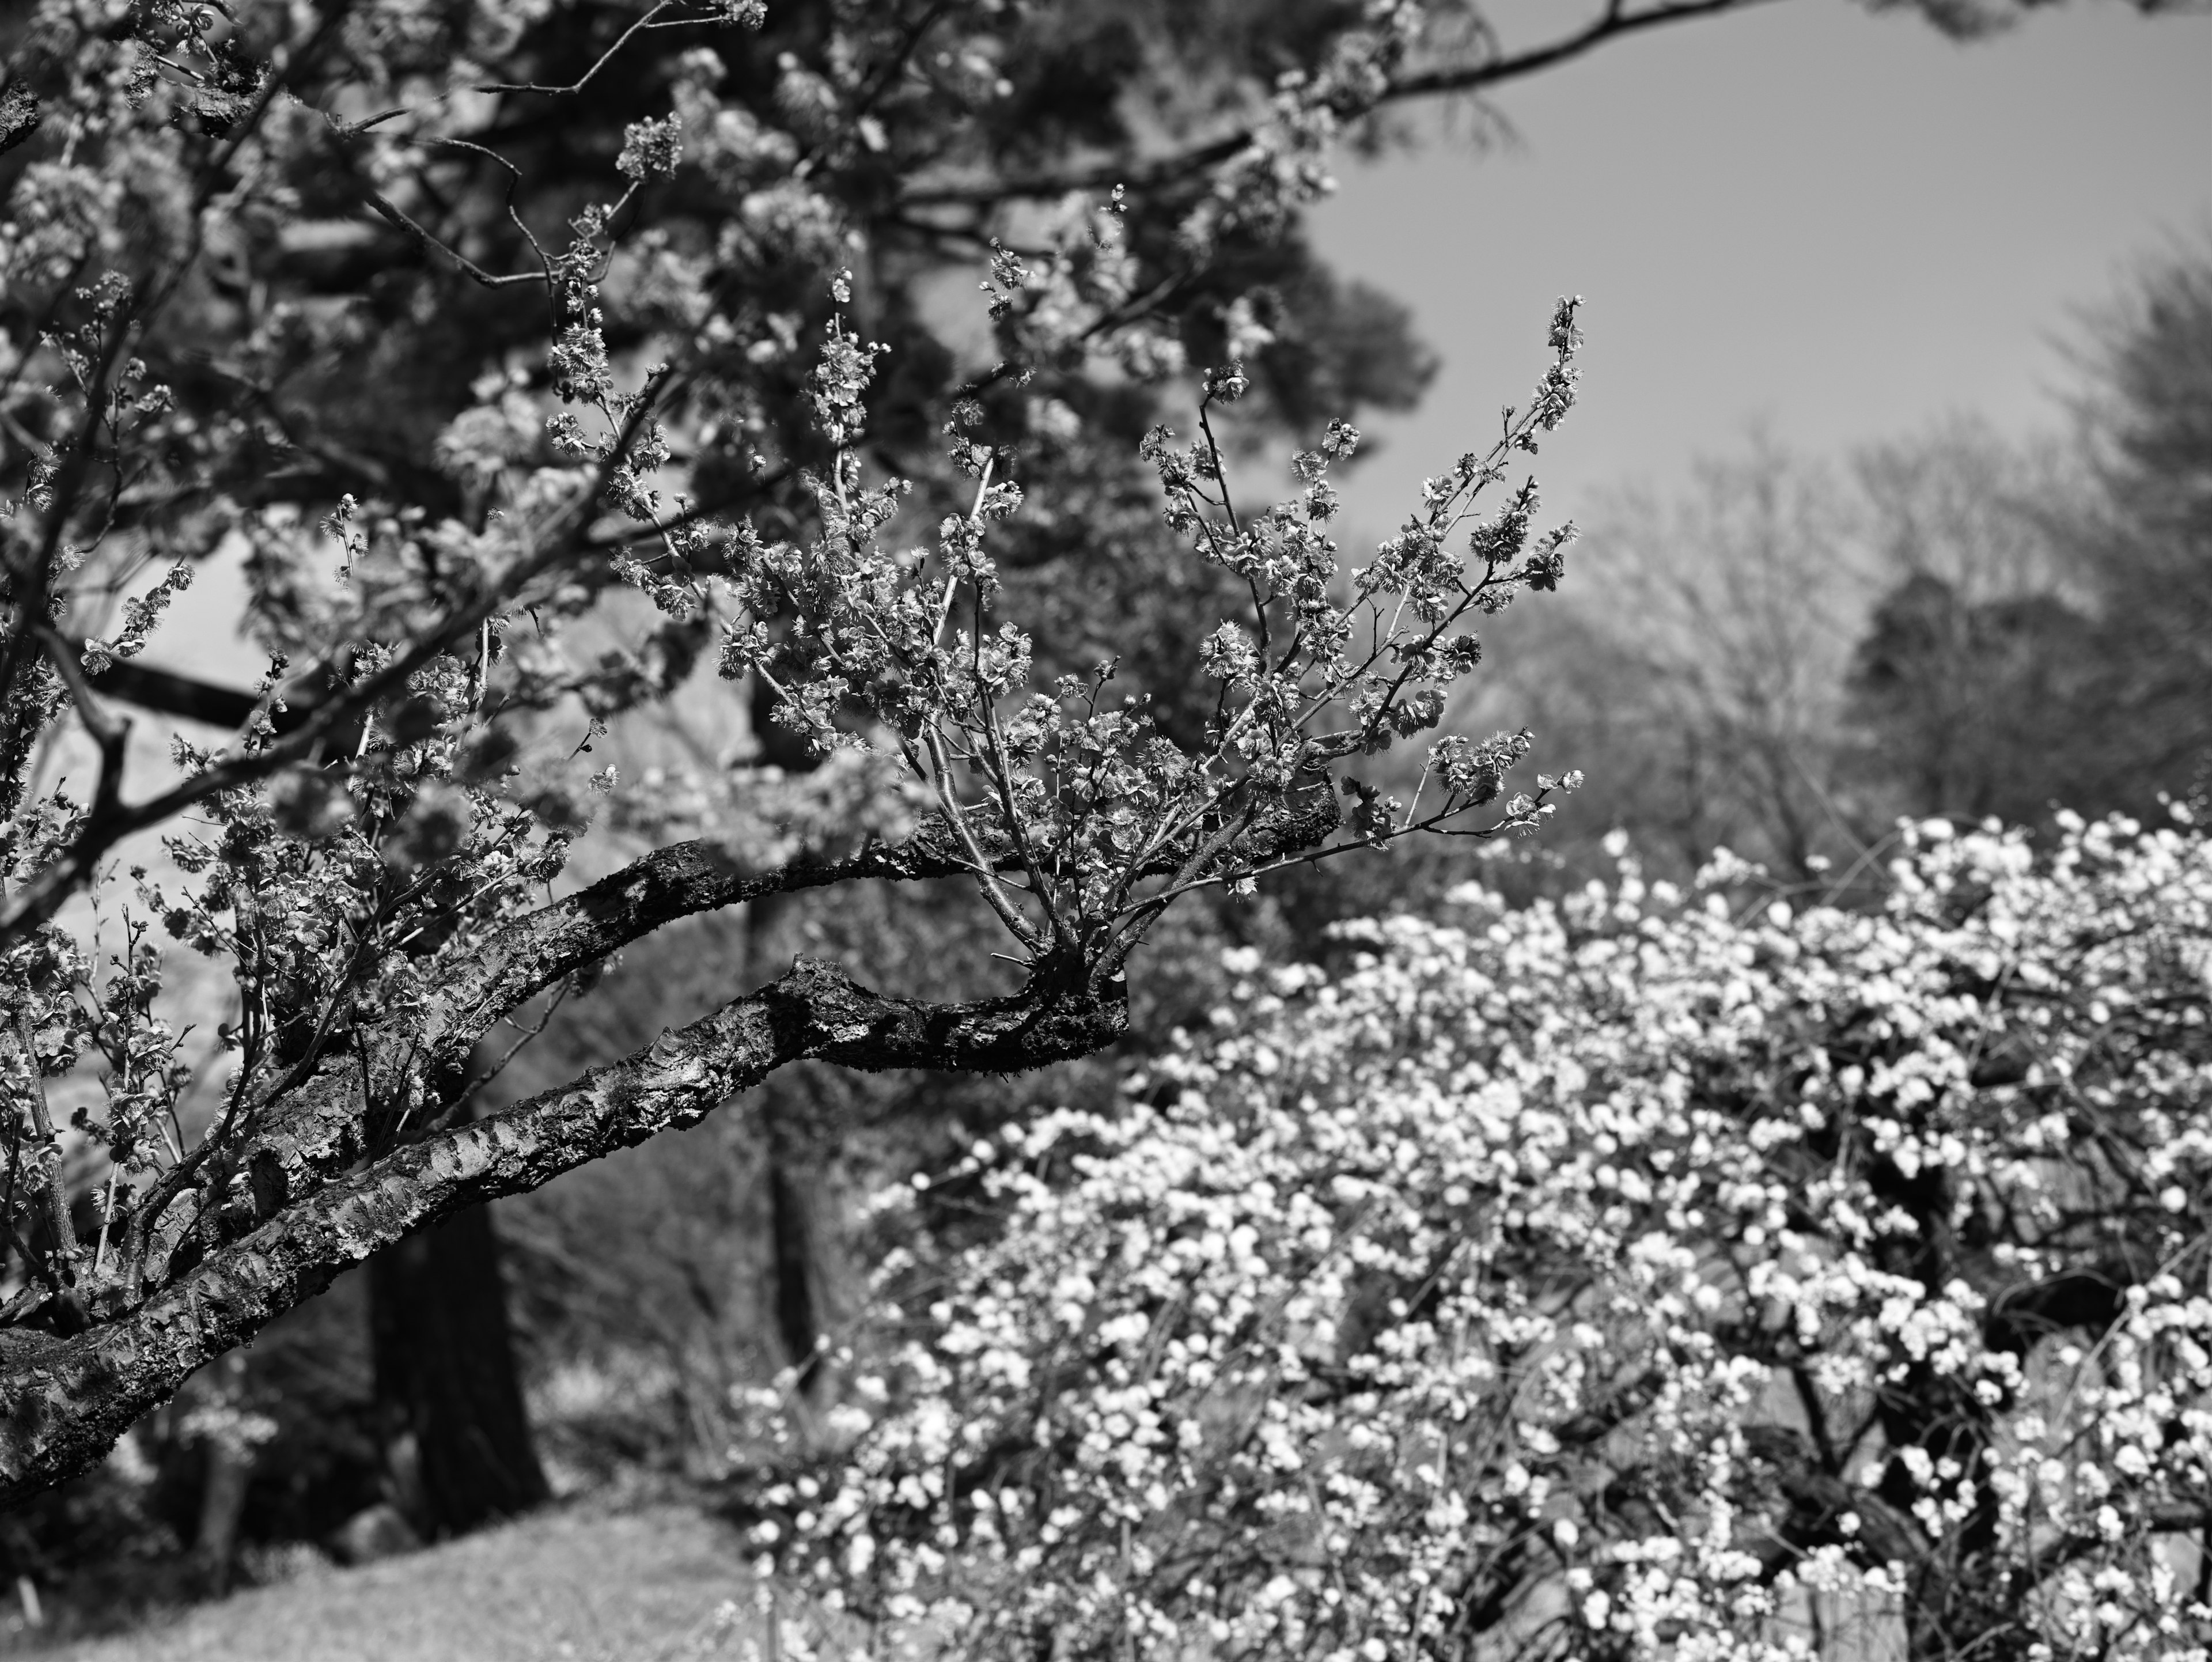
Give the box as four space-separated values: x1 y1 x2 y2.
715 282 1585 986
747 812 2212 1660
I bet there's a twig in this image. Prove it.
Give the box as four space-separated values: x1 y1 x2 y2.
360 187 547 290
472 2 684 99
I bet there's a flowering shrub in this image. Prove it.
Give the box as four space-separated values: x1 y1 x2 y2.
757 812 2212 1659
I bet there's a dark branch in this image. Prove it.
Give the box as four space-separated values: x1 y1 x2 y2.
118 781 1344 1282
896 1 1770 210
84 649 367 751
359 187 548 290
0 957 1126 1504
1384 0 1763 103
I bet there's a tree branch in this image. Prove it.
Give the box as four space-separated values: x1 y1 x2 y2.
116 780 1346 1279
438 819 986 1040
0 956 1127 1505
896 0 1772 211
359 187 548 290
1384 0 1764 104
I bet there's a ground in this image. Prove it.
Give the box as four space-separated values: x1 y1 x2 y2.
22 1503 763 1661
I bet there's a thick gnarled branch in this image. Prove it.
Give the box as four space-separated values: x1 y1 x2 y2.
0 956 1126 1506
73 783 1338 1320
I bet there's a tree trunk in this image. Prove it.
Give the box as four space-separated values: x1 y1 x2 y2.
177 1350 258 1595
192 1426 253 1595
746 877 849 1402
765 1149 821 1388
368 1191 547 1536
763 1126 854 1402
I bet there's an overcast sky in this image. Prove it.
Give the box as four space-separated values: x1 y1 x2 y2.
1306 0 2212 540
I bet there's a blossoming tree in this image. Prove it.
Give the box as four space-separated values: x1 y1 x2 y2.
764 814 2211 1659
0 0 1615 1504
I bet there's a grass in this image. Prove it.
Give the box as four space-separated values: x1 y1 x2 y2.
26 1502 762 1662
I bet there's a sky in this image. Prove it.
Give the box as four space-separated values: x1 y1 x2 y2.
1304 0 2212 541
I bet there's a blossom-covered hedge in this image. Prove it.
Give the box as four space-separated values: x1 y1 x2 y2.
751 812 2211 1660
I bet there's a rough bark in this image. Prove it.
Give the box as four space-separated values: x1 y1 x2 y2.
0 957 1125 1505
440 821 984 1043
124 826 1006 1289
151 785 1336 1282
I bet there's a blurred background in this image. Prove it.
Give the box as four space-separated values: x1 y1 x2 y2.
3 0 2207 1651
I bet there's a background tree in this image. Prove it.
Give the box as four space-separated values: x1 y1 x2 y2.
2042 243 2212 812
1449 246 2212 907
1446 440 1871 885
1842 422 2089 828
1843 253 2212 835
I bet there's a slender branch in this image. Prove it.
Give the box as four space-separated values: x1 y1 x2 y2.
441 816 987 1040
1385 0 1764 103
471 2 715 99
1194 394 1268 654
896 1 1770 210
359 187 548 290
921 727 1045 953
